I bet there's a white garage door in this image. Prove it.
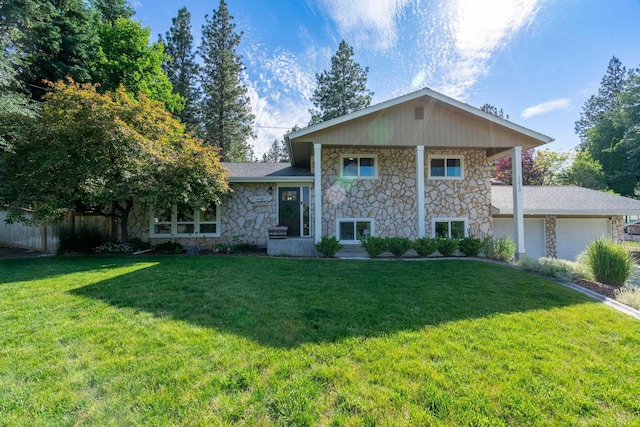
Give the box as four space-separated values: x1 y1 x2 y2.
557 219 610 261
493 218 546 259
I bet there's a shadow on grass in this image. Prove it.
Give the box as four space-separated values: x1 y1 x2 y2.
70 257 591 348
0 256 138 285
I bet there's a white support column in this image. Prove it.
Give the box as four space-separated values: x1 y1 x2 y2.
416 145 425 238
314 143 322 243
512 145 525 259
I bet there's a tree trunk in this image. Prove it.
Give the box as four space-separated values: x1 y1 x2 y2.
114 199 134 244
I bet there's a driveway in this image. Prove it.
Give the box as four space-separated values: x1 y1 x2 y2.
629 265 640 288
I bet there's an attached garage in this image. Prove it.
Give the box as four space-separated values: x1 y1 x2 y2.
493 218 545 259
492 185 640 261
556 218 610 261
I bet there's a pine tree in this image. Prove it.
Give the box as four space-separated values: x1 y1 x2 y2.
575 56 626 145
160 7 201 133
89 0 134 22
261 139 289 163
309 40 373 125
480 103 509 120
199 0 254 162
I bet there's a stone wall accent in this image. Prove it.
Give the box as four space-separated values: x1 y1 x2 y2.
321 147 418 238
424 149 492 238
125 182 281 248
544 215 557 258
612 215 624 242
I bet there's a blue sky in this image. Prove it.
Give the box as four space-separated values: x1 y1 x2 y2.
135 0 640 157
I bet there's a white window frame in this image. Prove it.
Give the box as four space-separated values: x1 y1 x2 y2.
336 218 374 243
428 155 464 179
150 205 221 238
340 154 378 179
431 217 468 239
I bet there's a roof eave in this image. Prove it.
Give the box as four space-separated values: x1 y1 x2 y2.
229 176 314 183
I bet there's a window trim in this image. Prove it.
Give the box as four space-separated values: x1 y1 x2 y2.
336 218 374 244
150 205 221 238
427 155 464 180
339 154 378 179
431 217 468 239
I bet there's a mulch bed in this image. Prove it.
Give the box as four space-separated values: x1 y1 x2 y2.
575 279 620 299
0 245 47 259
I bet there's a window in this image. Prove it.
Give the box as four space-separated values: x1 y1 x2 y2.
432 218 467 239
428 155 463 179
341 155 377 178
150 205 220 237
337 218 373 242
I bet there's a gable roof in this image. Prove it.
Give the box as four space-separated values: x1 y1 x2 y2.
288 87 553 144
286 87 554 167
222 162 312 182
491 186 640 216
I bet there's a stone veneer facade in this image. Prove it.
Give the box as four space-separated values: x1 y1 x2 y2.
125 182 285 248
544 215 557 258
320 146 492 239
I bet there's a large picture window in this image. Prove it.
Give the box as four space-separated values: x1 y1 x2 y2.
150 205 220 237
341 155 377 178
428 155 463 179
432 218 467 239
337 218 374 243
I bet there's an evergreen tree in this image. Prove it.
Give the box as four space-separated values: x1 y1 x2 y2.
160 7 201 133
480 103 509 120
199 0 254 162
309 40 373 125
575 56 626 145
89 0 134 22
261 139 289 163
6 0 102 100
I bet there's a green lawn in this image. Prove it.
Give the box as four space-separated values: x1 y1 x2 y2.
1 256 639 426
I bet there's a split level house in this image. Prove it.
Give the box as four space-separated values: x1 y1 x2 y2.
121 87 640 260
6 88 639 259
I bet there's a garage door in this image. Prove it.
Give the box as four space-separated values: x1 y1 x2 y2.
557 219 610 261
493 218 546 259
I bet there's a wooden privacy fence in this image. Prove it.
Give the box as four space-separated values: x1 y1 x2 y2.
0 210 114 253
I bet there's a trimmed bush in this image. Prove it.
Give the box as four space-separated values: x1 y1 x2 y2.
436 238 458 257
412 237 438 257
517 256 592 282
386 237 412 257
458 237 482 257
584 238 633 286
315 236 343 258
483 237 515 262
360 236 387 258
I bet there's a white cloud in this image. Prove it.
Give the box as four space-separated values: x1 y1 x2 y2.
521 98 571 119
432 0 543 99
315 0 410 51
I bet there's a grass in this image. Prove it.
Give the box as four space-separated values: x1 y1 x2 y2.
1 256 640 426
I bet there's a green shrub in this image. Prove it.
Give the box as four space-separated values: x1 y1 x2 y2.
517 256 592 282
614 286 640 310
155 241 184 254
584 238 633 286
483 237 515 262
315 236 343 258
436 238 458 257
412 238 438 257
57 225 109 255
386 237 412 257
360 236 387 258
458 237 482 257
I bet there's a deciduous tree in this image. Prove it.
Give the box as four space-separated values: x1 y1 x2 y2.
493 149 567 186
559 150 607 190
199 0 254 162
309 40 373 125
0 80 229 243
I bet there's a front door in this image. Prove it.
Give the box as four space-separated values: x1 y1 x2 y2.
278 187 300 236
